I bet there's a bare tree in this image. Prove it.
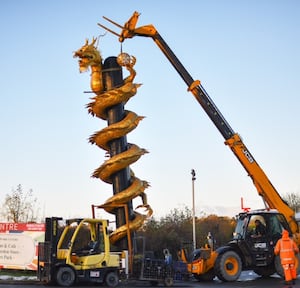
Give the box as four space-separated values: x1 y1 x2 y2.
1 184 40 222
282 192 300 213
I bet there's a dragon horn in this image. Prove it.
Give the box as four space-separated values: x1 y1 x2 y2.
91 37 97 46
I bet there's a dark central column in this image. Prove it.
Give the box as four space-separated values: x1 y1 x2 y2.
102 56 134 250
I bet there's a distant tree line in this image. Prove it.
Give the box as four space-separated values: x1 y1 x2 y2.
134 191 300 259
136 207 236 259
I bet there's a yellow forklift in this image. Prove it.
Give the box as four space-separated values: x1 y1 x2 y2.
37 217 122 287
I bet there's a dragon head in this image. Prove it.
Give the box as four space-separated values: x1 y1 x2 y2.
74 37 102 72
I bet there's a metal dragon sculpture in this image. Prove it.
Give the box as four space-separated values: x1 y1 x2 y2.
74 38 152 244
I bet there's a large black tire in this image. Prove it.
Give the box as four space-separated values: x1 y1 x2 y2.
55 266 76 287
105 271 119 287
253 265 275 277
296 254 300 274
215 250 242 282
274 255 284 278
193 269 215 281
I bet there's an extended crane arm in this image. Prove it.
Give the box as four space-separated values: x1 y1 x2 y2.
99 12 234 140
99 12 298 234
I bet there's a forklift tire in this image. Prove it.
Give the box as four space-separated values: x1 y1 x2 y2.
55 266 76 287
105 271 119 287
215 250 242 282
164 277 174 287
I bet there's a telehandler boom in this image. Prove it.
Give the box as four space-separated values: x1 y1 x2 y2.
99 12 300 282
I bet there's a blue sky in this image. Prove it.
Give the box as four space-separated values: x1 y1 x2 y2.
0 1 299 221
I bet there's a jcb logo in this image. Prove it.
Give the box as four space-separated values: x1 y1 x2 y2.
242 149 254 163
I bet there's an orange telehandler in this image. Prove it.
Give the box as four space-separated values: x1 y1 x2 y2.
99 12 300 282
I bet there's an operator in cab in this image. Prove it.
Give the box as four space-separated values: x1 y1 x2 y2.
251 219 266 238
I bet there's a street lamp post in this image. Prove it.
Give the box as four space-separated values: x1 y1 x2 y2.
191 169 196 251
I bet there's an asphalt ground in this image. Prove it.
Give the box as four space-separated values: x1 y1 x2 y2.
0 271 298 288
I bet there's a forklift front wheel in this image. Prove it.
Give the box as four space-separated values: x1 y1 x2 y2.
164 277 174 287
55 266 76 287
105 271 119 287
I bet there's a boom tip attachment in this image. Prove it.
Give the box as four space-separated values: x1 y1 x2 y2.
98 11 141 42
